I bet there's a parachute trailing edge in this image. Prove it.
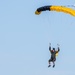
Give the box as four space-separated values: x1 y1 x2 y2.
35 5 75 16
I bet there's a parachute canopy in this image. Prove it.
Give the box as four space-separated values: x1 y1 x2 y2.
35 5 75 16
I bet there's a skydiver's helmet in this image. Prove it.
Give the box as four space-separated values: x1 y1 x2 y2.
52 48 55 52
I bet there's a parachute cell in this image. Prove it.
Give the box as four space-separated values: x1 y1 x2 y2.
35 5 75 16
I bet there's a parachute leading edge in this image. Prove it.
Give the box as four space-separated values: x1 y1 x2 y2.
35 5 75 16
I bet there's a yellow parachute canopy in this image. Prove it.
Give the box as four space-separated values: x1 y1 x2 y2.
35 5 75 16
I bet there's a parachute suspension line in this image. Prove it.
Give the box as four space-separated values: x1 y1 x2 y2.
46 13 52 43
41 13 51 43
63 4 75 7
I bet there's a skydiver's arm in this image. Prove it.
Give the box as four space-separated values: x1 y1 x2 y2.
57 44 60 52
58 47 60 52
56 47 60 53
49 43 51 52
49 46 51 51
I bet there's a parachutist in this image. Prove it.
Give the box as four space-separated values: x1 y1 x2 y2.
48 43 60 68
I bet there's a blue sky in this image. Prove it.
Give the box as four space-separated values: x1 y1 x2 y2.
0 0 75 75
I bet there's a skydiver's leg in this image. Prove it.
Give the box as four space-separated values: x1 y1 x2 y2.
48 59 51 67
53 61 55 68
53 58 56 68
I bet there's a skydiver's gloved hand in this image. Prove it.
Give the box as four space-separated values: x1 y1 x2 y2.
57 44 60 46
49 43 51 46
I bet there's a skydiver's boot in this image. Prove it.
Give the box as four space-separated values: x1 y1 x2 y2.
53 64 55 68
48 65 51 67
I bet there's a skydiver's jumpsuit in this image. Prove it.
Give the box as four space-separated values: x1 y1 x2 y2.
48 46 60 67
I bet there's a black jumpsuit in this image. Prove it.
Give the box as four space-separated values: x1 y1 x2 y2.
49 46 60 62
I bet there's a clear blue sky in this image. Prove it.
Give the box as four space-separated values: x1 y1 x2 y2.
0 0 75 75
